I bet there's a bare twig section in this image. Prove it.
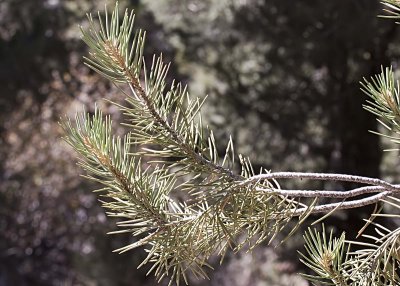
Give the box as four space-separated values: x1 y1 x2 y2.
247 172 396 190
256 185 399 198
250 172 400 217
288 191 390 217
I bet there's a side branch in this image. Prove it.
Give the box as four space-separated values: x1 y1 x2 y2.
248 172 397 190
250 172 400 217
82 136 167 226
288 191 390 217
104 41 241 181
257 185 399 198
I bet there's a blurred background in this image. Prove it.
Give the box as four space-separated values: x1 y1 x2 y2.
1 0 400 285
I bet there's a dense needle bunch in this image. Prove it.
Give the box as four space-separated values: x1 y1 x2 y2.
63 1 400 285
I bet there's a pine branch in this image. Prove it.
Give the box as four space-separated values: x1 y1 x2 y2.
62 3 400 285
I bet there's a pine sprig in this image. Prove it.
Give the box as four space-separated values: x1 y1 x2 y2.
361 67 400 148
361 67 400 125
65 3 300 284
61 108 219 285
81 3 241 184
299 226 348 286
62 2 400 285
61 108 174 238
81 3 145 82
299 219 400 286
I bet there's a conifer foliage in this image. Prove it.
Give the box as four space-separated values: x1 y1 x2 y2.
63 1 400 285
